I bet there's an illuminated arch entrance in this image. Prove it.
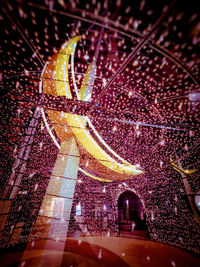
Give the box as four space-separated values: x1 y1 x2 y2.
118 190 147 231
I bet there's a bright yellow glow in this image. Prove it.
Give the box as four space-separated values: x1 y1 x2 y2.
170 156 197 175
54 36 143 176
64 113 142 174
78 61 94 101
55 36 82 98
79 167 112 182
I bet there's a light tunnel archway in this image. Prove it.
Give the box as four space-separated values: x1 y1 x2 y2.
117 190 148 231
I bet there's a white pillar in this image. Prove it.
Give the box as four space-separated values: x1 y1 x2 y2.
20 137 80 267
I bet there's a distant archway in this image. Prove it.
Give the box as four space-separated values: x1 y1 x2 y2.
118 190 147 231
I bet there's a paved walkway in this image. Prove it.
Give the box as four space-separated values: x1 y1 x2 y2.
1 236 199 266
119 230 150 240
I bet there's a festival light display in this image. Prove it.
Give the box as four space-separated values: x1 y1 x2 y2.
1 0 200 263
41 35 143 182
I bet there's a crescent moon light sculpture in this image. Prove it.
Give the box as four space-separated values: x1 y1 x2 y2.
41 36 143 181
170 156 197 175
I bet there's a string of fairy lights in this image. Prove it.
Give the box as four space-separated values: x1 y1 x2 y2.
1 0 200 256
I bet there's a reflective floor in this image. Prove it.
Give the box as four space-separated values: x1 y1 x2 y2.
1 236 200 267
